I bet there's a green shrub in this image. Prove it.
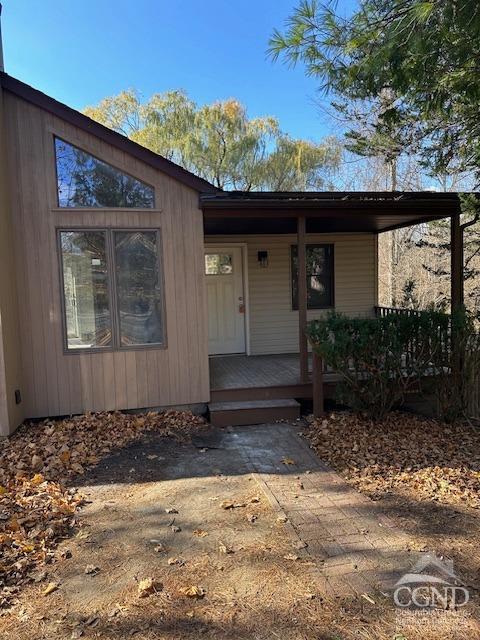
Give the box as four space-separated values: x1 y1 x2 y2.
306 310 448 420
307 309 480 422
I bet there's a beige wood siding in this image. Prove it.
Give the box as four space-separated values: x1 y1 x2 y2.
4 92 209 419
0 88 24 434
205 234 378 355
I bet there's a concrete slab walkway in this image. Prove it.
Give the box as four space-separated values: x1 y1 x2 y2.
71 420 417 600
226 422 417 597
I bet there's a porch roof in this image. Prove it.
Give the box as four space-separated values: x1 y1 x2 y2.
201 191 463 234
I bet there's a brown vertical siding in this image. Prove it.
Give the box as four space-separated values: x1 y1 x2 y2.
0 87 24 434
4 92 209 419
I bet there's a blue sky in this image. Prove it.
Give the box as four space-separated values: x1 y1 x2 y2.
2 0 357 141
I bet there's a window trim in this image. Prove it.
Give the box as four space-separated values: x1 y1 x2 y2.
290 243 335 311
57 227 167 354
53 136 157 209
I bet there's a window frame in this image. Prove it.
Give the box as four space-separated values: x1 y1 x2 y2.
290 243 335 311
53 136 157 210
57 227 167 354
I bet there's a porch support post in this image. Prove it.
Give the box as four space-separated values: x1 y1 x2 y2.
312 351 324 417
451 212 463 312
298 214 308 383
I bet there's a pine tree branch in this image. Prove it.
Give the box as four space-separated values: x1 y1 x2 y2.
461 213 480 231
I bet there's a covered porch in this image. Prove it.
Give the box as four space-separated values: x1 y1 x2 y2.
201 191 465 423
210 352 313 395
210 353 309 390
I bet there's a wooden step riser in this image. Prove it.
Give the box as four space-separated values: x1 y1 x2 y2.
209 405 300 427
210 384 312 403
210 382 337 404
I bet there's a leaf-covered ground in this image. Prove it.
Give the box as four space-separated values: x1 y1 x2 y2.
2 416 478 640
0 412 479 639
305 412 480 507
304 411 480 588
0 411 205 606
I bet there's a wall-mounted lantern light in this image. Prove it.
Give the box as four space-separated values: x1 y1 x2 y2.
257 250 268 268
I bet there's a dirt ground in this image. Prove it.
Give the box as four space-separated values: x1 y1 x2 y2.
1 417 479 639
0 429 341 640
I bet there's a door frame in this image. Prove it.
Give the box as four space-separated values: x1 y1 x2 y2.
204 242 251 356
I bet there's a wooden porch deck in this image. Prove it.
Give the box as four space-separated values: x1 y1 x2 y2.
209 353 337 403
209 353 309 390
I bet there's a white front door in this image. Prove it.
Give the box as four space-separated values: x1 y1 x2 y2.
205 246 246 355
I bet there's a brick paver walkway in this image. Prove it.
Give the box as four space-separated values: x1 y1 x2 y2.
226 422 418 597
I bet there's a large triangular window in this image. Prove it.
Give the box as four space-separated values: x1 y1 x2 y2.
55 137 155 208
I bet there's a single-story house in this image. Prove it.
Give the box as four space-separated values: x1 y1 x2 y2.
0 71 465 435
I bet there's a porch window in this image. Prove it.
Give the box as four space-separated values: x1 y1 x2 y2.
291 244 334 310
59 229 165 351
205 253 233 275
54 137 155 208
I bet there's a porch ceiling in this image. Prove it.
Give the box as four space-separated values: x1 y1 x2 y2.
201 191 463 234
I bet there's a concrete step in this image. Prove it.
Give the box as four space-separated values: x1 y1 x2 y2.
208 399 300 427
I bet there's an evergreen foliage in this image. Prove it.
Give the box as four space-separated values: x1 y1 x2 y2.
307 309 480 422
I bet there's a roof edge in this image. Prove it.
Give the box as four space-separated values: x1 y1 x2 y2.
200 190 465 214
0 72 219 194
201 190 466 202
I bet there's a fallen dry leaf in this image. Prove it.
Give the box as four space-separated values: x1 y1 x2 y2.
31 455 43 471
361 593 376 605
42 582 59 596
283 553 300 561
219 542 234 554
281 457 296 466
85 564 100 575
153 544 166 553
193 529 208 537
178 585 206 599
70 463 85 475
59 450 71 465
138 577 162 598
220 500 246 510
